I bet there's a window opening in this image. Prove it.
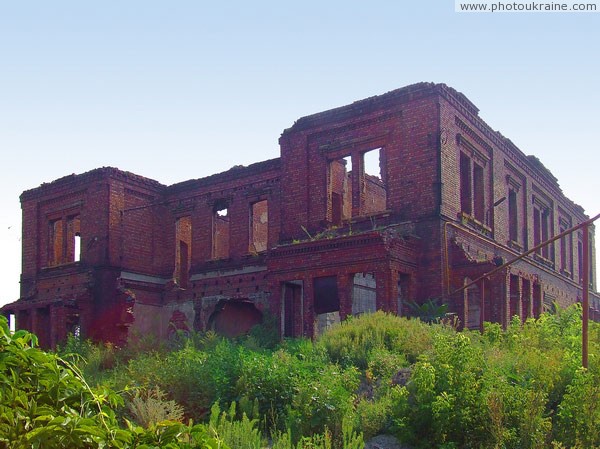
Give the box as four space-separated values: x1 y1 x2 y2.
362 148 386 215
66 215 81 262
522 279 532 319
533 208 541 251
397 273 411 316
508 190 518 242
464 278 481 330
351 273 376 316
212 203 230 259
473 163 485 222
509 274 521 320
313 276 340 336
74 234 81 262
49 219 63 266
541 210 550 259
460 153 472 216
175 216 192 287
328 156 352 225
459 152 488 224
9 313 16 333
250 200 268 253
282 281 302 338
559 217 571 276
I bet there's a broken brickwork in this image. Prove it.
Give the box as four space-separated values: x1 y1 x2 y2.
2 82 599 347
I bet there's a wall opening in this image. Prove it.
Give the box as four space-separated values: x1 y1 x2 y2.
250 200 268 253
313 276 340 336
49 219 63 266
473 163 485 222
460 153 472 216
66 311 81 338
66 215 81 262
533 283 542 318
174 216 192 287
559 217 572 276
36 307 51 348
8 313 15 333
397 273 411 316
533 200 552 261
509 274 521 320
522 279 531 319
328 156 352 225
282 281 303 338
209 300 262 338
328 148 387 224
464 278 481 330
74 234 81 262
351 272 376 316
212 203 230 259
508 189 518 242
362 148 387 215
49 214 81 266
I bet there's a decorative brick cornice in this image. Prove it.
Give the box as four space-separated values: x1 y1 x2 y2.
271 233 384 258
455 118 493 155
456 133 490 166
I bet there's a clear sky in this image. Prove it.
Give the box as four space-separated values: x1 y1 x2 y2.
1 1 598 307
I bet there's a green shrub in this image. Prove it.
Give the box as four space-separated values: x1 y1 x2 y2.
287 363 359 445
208 402 264 449
318 311 435 368
126 386 185 429
354 386 406 440
555 368 600 447
236 349 299 430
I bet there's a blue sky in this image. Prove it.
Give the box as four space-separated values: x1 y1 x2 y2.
1 1 598 307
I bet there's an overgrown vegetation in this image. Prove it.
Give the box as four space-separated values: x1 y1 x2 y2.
3 305 600 448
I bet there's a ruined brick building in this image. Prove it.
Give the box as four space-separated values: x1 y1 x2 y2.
2 82 598 348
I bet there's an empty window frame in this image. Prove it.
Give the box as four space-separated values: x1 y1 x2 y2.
48 218 64 266
397 273 411 316
464 278 481 330
533 199 552 260
327 148 387 224
508 189 519 243
460 152 486 222
282 280 303 338
66 215 81 262
313 276 340 336
249 200 268 253
558 215 572 276
473 163 485 222
351 272 376 316
48 214 81 266
212 203 230 259
328 155 352 225
506 172 525 247
174 216 192 287
578 231 595 286
361 148 387 215
460 153 472 216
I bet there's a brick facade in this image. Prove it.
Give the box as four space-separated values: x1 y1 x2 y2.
2 82 598 347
